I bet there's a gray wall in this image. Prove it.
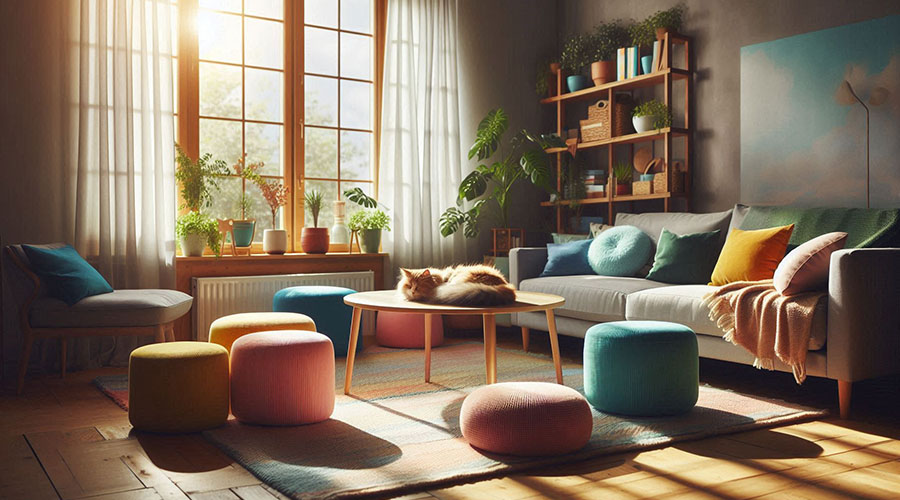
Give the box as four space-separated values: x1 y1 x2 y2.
557 0 900 212
457 0 559 255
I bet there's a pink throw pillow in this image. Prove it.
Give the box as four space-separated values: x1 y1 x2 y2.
773 232 848 296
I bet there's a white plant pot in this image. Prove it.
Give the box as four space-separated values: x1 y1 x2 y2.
179 233 206 257
632 115 655 133
263 229 288 255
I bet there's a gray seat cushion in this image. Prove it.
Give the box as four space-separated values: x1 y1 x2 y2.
29 289 193 328
625 285 826 351
520 276 668 322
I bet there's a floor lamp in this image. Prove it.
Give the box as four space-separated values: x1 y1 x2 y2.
836 80 889 208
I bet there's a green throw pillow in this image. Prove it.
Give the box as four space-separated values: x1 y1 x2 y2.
646 228 721 284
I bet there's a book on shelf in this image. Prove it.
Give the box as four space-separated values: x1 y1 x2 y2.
658 39 668 71
616 48 626 80
626 46 638 78
651 40 660 73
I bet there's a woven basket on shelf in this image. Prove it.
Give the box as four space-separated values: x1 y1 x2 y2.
579 100 611 143
613 93 634 137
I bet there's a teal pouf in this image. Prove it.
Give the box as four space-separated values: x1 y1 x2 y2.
273 286 361 357
584 321 698 416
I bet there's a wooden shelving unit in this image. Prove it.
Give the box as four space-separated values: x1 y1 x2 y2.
544 32 693 233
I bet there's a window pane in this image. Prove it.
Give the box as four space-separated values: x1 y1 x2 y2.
199 118 242 170
304 27 337 76
247 178 284 237
340 33 371 80
245 0 283 19
245 18 283 69
199 62 241 119
305 127 338 179
341 0 372 33
305 0 337 28
199 0 241 13
340 130 371 181
304 76 337 126
246 123 283 176
340 80 371 130
304 180 337 228
207 176 244 221
340 181 375 219
198 10 241 64
245 68 283 122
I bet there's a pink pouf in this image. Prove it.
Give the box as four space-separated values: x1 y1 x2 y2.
230 330 335 425
375 311 444 348
460 382 593 456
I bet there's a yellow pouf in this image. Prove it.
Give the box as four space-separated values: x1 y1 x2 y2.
128 342 229 433
209 312 317 353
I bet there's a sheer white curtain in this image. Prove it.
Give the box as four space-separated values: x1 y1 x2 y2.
68 0 177 366
378 0 468 277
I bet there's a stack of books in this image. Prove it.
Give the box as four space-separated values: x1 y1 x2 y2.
616 39 668 81
584 169 607 198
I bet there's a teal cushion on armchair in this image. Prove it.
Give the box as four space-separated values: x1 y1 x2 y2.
22 244 113 305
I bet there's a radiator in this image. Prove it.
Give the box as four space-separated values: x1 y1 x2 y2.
191 271 375 342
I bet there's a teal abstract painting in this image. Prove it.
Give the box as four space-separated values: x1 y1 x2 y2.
741 15 899 207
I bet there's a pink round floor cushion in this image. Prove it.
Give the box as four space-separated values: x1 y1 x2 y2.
460 382 593 456
375 311 444 348
230 330 335 426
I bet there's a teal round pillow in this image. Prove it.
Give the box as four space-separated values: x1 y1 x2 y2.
587 225 652 276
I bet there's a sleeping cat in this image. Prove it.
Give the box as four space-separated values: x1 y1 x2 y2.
397 264 516 306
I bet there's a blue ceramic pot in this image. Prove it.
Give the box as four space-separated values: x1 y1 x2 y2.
232 220 256 247
641 55 653 75
640 173 655 182
566 75 589 93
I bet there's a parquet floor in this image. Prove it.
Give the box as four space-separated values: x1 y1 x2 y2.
1 330 899 500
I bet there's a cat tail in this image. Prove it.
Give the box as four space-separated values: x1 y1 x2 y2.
433 283 516 306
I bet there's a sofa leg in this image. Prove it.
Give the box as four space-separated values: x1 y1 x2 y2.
521 327 529 352
16 334 34 395
838 380 852 419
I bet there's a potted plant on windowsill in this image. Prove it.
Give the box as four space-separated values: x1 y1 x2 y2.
230 155 264 251
258 177 290 254
613 161 633 196
343 187 390 254
632 99 672 133
560 33 592 93
301 189 329 254
589 20 628 86
174 143 229 256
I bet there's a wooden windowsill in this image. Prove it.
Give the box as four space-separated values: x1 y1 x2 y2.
176 252 388 262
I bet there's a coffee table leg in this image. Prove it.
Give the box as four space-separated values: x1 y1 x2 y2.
483 313 497 384
521 327 530 352
424 313 433 383
545 309 563 384
344 306 363 395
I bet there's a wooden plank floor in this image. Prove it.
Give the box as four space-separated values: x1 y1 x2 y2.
1 331 899 499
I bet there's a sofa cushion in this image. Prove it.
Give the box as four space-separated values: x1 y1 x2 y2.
22 244 113 305
588 226 653 277
738 205 900 248
541 238 595 277
29 289 193 328
615 209 733 248
646 229 721 284
625 285 826 350
710 225 794 286
520 276 667 322
774 232 847 296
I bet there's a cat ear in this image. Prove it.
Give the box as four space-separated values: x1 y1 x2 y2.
400 268 412 277
422 269 431 277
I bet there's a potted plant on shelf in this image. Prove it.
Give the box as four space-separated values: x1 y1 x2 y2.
439 108 563 254
632 99 672 133
174 144 228 256
535 58 561 98
257 177 290 254
613 161 633 196
647 5 685 40
560 33 592 93
301 189 329 254
589 20 628 86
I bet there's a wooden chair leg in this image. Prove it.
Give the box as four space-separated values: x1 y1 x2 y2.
60 338 67 379
16 333 34 395
521 327 529 352
165 323 175 342
154 325 166 343
838 380 852 419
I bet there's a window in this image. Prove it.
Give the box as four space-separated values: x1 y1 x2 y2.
177 0 383 250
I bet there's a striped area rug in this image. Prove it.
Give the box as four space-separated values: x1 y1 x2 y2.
94 342 825 499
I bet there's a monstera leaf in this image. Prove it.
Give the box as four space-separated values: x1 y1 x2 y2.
467 108 509 161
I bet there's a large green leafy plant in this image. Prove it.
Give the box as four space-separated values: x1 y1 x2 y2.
590 20 629 62
440 108 563 238
174 144 229 255
560 33 593 75
175 211 221 256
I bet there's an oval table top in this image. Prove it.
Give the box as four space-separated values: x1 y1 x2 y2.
344 289 565 315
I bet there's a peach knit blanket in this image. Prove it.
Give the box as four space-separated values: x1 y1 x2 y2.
702 280 824 384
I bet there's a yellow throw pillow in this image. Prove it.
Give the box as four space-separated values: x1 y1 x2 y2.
709 225 794 286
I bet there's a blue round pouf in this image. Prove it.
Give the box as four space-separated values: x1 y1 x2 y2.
273 286 360 357
584 321 698 416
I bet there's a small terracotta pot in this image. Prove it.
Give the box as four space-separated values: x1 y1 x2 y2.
615 183 630 196
591 60 615 86
301 227 329 254
656 27 671 41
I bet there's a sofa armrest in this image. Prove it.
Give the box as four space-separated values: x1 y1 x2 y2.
827 248 900 382
509 247 548 289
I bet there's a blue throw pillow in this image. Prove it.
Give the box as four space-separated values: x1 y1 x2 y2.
22 245 114 305
540 238 596 277
587 225 653 276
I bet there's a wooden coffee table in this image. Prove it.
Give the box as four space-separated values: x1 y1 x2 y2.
342 290 566 394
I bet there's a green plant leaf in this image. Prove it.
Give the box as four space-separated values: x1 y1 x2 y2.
467 108 508 161
343 187 378 208
458 170 488 203
520 149 551 189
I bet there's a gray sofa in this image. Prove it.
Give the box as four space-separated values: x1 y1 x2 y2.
510 206 900 417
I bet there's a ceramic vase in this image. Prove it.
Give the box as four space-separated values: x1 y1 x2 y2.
566 75 589 93
641 55 653 75
232 220 256 247
301 227 329 254
263 229 287 254
330 200 350 251
359 229 382 253
632 115 655 133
